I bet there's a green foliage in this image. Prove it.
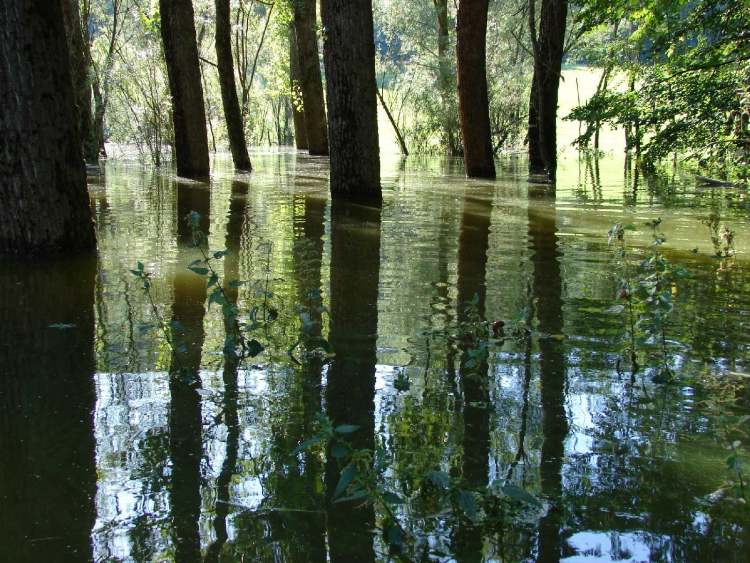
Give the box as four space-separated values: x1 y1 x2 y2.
568 0 750 176
607 219 690 382
295 412 543 557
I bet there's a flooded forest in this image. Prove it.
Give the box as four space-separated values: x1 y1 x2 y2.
1 0 750 561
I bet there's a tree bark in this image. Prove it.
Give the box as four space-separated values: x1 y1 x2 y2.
530 0 567 181
0 1 96 254
289 27 309 150
61 0 97 164
456 0 496 178
528 72 545 172
293 0 329 155
215 0 252 171
159 0 210 179
321 0 381 203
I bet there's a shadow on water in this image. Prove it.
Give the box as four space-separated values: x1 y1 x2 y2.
0 254 97 562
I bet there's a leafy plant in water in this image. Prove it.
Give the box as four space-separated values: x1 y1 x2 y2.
607 219 689 383
702 211 736 260
131 211 277 366
694 371 749 503
295 413 542 557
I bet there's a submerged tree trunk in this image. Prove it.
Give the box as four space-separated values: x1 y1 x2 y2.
293 0 329 155
456 0 495 178
529 0 567 181
215 0 252 171
321 0 381 203
0 1 96 254
159 0 210 179
289 27 309 150
528 72 545 172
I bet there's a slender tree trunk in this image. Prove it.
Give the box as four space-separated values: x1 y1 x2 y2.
376 89 409 156
528 72 545 172
159 0 210 179
289 27 309 150
0 1 96 254
289 27 308 150
433 0 459 155
530 0 567 181
456 0 495 178
215 0 252 171
293 0 329 155
61 0 97 164
321 0 381 203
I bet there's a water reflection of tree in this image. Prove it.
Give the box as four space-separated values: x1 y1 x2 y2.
167 182 211 561
452 190 492 562
0 256 98 562
325 200 381 562
528 187 567 563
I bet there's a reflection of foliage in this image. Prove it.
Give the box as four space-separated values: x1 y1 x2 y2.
703 211 736 260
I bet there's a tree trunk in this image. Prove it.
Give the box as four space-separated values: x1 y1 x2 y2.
321 0 381 203
215 0 252 171
293 0 329 155
528 72 545 172
159 0 210 179
0 1 96 254
289 27 309 150
531 0 567 181
61 0 97 164
456 0 496 178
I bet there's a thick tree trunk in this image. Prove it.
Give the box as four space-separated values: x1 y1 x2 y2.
289 27 309 150
528 72 545 172
215 0 252 171
531 0 567 181
293 0 329 155
321 0 381 203
159 0 210 179
0 1 96 254
456 0 496 178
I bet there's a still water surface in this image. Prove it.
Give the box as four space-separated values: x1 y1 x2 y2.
2 151 750 562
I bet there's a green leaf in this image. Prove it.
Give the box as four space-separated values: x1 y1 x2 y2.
293 434 324 455
207 273 219 288
188 266 209 276
213 250 228 259
457 490 478 521
425 470 450 488
501 484 541 506
334 489 369 503
333 464 357 499
334 424 360 434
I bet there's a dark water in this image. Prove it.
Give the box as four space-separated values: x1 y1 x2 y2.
2 151 750 562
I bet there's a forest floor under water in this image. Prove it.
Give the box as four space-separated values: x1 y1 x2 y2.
2 150 750 562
